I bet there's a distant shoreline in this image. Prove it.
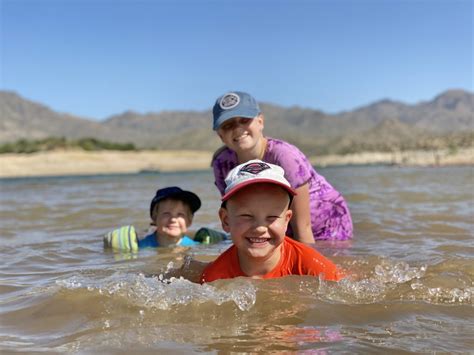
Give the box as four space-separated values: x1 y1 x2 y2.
0 150 213 179
311 148 474 168
0 148 472 178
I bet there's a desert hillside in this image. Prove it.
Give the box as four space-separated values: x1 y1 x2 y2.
1 89 472 156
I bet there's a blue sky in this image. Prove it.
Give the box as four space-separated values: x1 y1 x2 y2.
1 0 472 120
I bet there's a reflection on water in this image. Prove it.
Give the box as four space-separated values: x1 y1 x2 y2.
0 166 473 352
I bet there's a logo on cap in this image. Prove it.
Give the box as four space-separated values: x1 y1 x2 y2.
219 93 240 110
239 161 271 175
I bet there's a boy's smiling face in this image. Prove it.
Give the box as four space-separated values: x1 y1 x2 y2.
219 183 292 273
153 199 192 240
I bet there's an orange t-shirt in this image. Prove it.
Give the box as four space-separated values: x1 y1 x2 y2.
200 236 344 283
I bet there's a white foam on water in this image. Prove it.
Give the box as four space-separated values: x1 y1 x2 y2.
56 272 257 311
315 258 472 305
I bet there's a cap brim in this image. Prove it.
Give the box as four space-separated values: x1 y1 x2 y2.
213 107 260 130
150 190 201 217
174 191 201 213
222 179 297 201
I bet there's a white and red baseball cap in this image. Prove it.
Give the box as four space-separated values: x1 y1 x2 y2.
222 160 297 202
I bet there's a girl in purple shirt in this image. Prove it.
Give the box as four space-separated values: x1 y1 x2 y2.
211 91 353 242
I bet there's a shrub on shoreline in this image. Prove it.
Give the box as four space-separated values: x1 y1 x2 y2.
0 137 136 154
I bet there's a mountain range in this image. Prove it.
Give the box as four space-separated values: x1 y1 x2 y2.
0 89 472 155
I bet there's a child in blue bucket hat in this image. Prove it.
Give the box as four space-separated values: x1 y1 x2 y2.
104 186 226 251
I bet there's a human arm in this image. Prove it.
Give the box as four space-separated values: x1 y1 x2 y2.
264 139 316 243
289 182 315 244
103 225 139 251
211 148 229 196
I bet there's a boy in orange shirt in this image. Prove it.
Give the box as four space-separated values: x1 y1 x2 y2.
200 160 344 283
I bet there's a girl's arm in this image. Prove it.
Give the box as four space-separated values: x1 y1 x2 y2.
289 182 315 244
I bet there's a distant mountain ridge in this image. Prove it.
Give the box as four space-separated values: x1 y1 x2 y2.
0 89 472 155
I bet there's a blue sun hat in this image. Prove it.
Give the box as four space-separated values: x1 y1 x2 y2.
149 186 201 219
212 91 261 130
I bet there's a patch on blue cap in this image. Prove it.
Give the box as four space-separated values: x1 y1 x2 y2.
219 93 240 110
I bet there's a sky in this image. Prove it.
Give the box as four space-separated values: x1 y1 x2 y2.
1 0 472 120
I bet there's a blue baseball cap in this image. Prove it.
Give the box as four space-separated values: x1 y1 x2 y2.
212 91 261 130
150 186 201 218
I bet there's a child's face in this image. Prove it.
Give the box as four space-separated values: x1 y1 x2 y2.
219 183 292 261
217 115 264 153
153 199 192 240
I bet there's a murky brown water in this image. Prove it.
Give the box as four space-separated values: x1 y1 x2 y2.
0 166 472 353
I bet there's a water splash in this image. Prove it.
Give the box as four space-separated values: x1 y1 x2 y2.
374 261 426 284
318 260 428 304
410 282 472 304
56 272 256 311
318 258 472 305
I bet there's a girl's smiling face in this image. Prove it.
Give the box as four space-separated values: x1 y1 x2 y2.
217 115 265 154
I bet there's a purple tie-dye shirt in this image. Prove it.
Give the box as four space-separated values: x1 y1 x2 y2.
212 138 353 241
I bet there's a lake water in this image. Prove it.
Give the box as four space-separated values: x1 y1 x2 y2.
0 166 472 353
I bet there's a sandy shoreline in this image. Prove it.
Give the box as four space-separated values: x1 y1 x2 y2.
0 150 213 178
311 148 474 168
0 148 472 178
